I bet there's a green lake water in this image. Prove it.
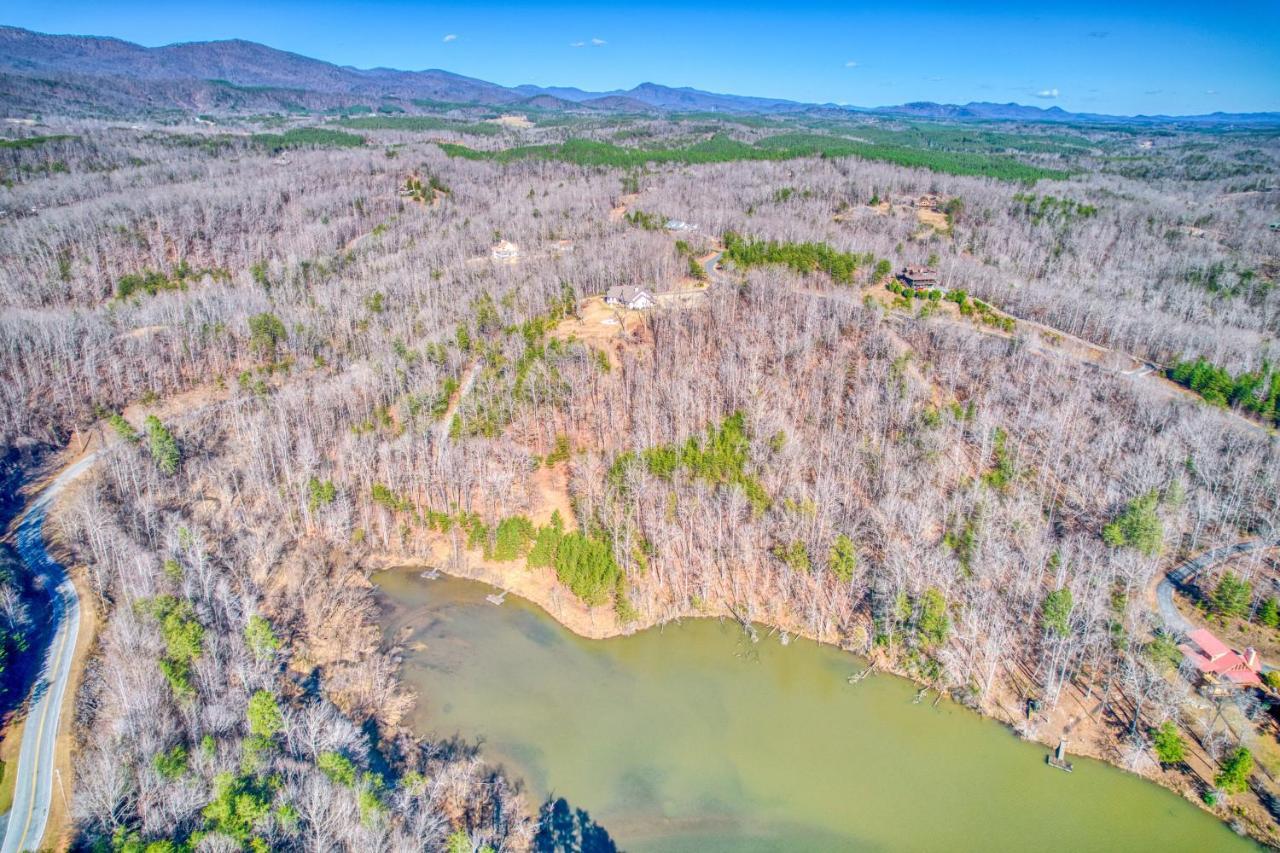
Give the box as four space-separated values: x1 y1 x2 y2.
376 571 1256 852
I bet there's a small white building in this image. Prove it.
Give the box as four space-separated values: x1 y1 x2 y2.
665 219 698 233
604 285 655 310
491 240 520 261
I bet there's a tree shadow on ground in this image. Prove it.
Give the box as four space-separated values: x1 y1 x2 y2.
532 796 619 853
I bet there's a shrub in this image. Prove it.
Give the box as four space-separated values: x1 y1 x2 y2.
247 690 283 740
543 434 572 466
248 312 287 358
1150 721 1186 765
371 483 409 512
918 588 950 646
1260 597 1280 628
613 411 769 514
139 595 203 699
527 511 564 569
981 427 1017 491
244 615 280 661
1210 572 1252 619
1165 357 1280 425
1102 491 1163 556
1214 747 1253 795
108 413 139 443
144 416 180 475
203 772 273 845
1041 587 1073 637
153 745 189 780
307 477 337 511
1145 631 1183 670
318 751 359 787
828 535 858 583
491 516 535 562
771 540 811 574
552 531 619 606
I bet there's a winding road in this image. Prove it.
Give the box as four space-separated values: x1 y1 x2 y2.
1155 536 1280 639
2 452 96 853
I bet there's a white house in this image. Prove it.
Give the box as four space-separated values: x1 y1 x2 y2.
664 219 698 233
604 285 655 310
491 240 520 261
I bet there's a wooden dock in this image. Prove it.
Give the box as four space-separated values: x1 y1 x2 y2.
1047 739 1074 772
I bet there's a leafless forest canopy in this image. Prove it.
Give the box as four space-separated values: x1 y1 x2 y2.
2 111 1279 849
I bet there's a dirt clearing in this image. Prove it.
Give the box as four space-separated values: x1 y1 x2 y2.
552 296 649 368
916 207 950 232
487 115 534 129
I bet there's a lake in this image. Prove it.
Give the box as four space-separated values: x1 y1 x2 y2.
376 571 1255 852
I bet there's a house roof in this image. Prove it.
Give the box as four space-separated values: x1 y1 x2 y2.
1187 628 1231 660
1222 668 1263 685
1180 629 1263 686
606 285 652 303
900 266 939 280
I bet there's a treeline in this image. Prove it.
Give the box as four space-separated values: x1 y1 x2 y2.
250 127 366 151
332 116 501 136
884 282 1017 333
0 134 78 150
1166 358 1280 424
1011 193 1099 224
722 231 876 286
437 132 1069 182
608 411 771 515
115 260 232 300
0 548 35 717
753 133 1070 182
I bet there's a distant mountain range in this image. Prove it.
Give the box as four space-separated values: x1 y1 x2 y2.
1 26 1277 127
864 100 1280 127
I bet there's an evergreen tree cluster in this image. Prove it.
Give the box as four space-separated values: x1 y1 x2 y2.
722 232 872 286
1167 358 1280 425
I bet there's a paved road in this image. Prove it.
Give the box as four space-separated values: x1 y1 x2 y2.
1154 536 1280 639
2 453 96 853
702 251 724 280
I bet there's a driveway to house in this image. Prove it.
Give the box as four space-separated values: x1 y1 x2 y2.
1 452 96 853
702 251 724 281
1154 536 1280 641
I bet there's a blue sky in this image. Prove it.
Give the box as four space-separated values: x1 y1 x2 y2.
5 1 1278 115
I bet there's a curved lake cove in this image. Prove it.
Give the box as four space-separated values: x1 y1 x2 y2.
376 571 1255 852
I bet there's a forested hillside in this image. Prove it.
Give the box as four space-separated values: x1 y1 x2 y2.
2 105 1279 848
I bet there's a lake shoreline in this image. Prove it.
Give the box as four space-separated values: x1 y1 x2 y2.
367 556 1264 847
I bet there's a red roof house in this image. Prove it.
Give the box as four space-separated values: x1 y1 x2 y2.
1179 628 1262 689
